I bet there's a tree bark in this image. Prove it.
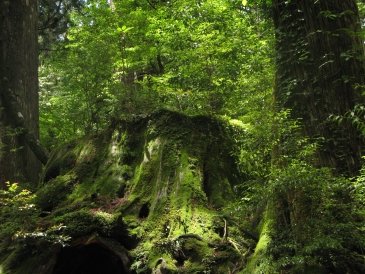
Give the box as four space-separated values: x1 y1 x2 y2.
0 0 41 185
273 0 365 174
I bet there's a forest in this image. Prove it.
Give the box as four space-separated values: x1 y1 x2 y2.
0 0 365 273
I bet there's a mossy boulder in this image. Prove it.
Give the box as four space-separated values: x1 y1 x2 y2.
0 110 251 273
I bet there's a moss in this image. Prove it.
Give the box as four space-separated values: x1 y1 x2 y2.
53 209 114 238
150 253 177 273
3 110 245 273
0 241 56 274
42 141 79 182
242 205 276 274
182 237 212 261
121 118 240 270
1 244 32 271
35 174 77 211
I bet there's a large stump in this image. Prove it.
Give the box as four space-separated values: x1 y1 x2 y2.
0 110 251 273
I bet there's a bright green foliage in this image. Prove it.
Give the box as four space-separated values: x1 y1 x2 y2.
268 164 364 272
13 0 365 273
142 0 273 114
237 112 365 273
39 0 274 148
354 159 365 216
39 1 123 147
0 182 37 240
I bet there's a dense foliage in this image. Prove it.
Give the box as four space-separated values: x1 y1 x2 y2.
39 0 274 148
36 0 365 270
0 0 364 273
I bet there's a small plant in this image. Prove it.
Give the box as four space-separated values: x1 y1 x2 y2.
0 182 38 240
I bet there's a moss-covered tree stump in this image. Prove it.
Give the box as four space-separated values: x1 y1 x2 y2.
0 110 253 273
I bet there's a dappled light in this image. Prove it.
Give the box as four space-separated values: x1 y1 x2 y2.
0 0 364 273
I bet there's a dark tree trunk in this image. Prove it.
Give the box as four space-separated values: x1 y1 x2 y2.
0 0 41 185
273 0 365 174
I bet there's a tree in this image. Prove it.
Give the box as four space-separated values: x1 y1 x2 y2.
244 1 365 272
38 0 84 52
273 0 365 174
0 0 47 186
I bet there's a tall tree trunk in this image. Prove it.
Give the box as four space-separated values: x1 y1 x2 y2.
273 0 365 174
247 1 365 272
0 0 41 185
